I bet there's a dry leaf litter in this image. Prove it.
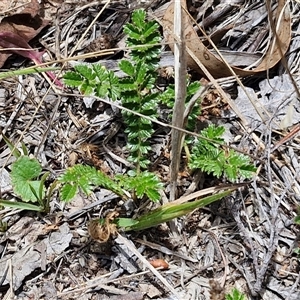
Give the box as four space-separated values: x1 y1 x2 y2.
0 0 299 299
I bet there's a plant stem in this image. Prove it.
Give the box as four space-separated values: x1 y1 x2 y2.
0 66 60 79
120 190 232 231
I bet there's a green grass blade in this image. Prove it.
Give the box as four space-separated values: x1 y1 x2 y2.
39 172 49 202
122 190 233 231
0 66 60 79
2 134 21 158
21 142 29 156
116 218 139 228
0 199 43 211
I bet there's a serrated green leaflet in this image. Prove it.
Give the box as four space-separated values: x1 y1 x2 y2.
63 71 83 87
60 183 78 202
189 125 256 182
75 65 95 80
225 288 246 300
58 164 124 202
131 9 145 30
119 60 135 76
11 156 43 202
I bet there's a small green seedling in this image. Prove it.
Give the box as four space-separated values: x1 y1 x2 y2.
225 288 247 300
0 136 54 212
189 124 256 182
0 155 51 212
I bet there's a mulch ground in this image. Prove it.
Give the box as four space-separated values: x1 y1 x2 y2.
0 1 300 299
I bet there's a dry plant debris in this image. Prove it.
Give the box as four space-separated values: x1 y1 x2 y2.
162 0 291 77
0 0 50 68
0 0 300 299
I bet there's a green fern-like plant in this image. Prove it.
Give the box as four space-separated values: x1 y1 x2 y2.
58 165 163 203
116 170 163 202
63 9 256 201
64 9 161 173
123 9 161 70
118 9 161 171
189 124 256 182
63 9 163 200
64 64 120 100
225 288 247 300
159 80 201 131
58 164 124 202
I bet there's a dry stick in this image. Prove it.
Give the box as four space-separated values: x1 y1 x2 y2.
253 131 292 294
58 268 161 297
117 233 181 299
226 251 256 296
36 95 62 155
174 264 214 288
231 201 260 296
170 0 187 201
287 271 300 298
204 229 229 289
271 124 300 152
3 259 14 300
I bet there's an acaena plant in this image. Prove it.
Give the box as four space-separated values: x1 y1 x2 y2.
159 78 201 132
64 9 163 201
0 9 257 242
63 8 256 200
189 124 256 182
118 8 161 171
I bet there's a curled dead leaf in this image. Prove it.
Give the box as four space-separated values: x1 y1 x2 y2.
162 0 291 78
0 0 50 68
88 212 119 243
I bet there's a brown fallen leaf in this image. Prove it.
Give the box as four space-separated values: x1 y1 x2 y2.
0 0 56 79
162 0 291 78
0 31 63 87
88 212 119 243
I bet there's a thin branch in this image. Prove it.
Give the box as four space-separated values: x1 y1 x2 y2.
170 0 187 201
